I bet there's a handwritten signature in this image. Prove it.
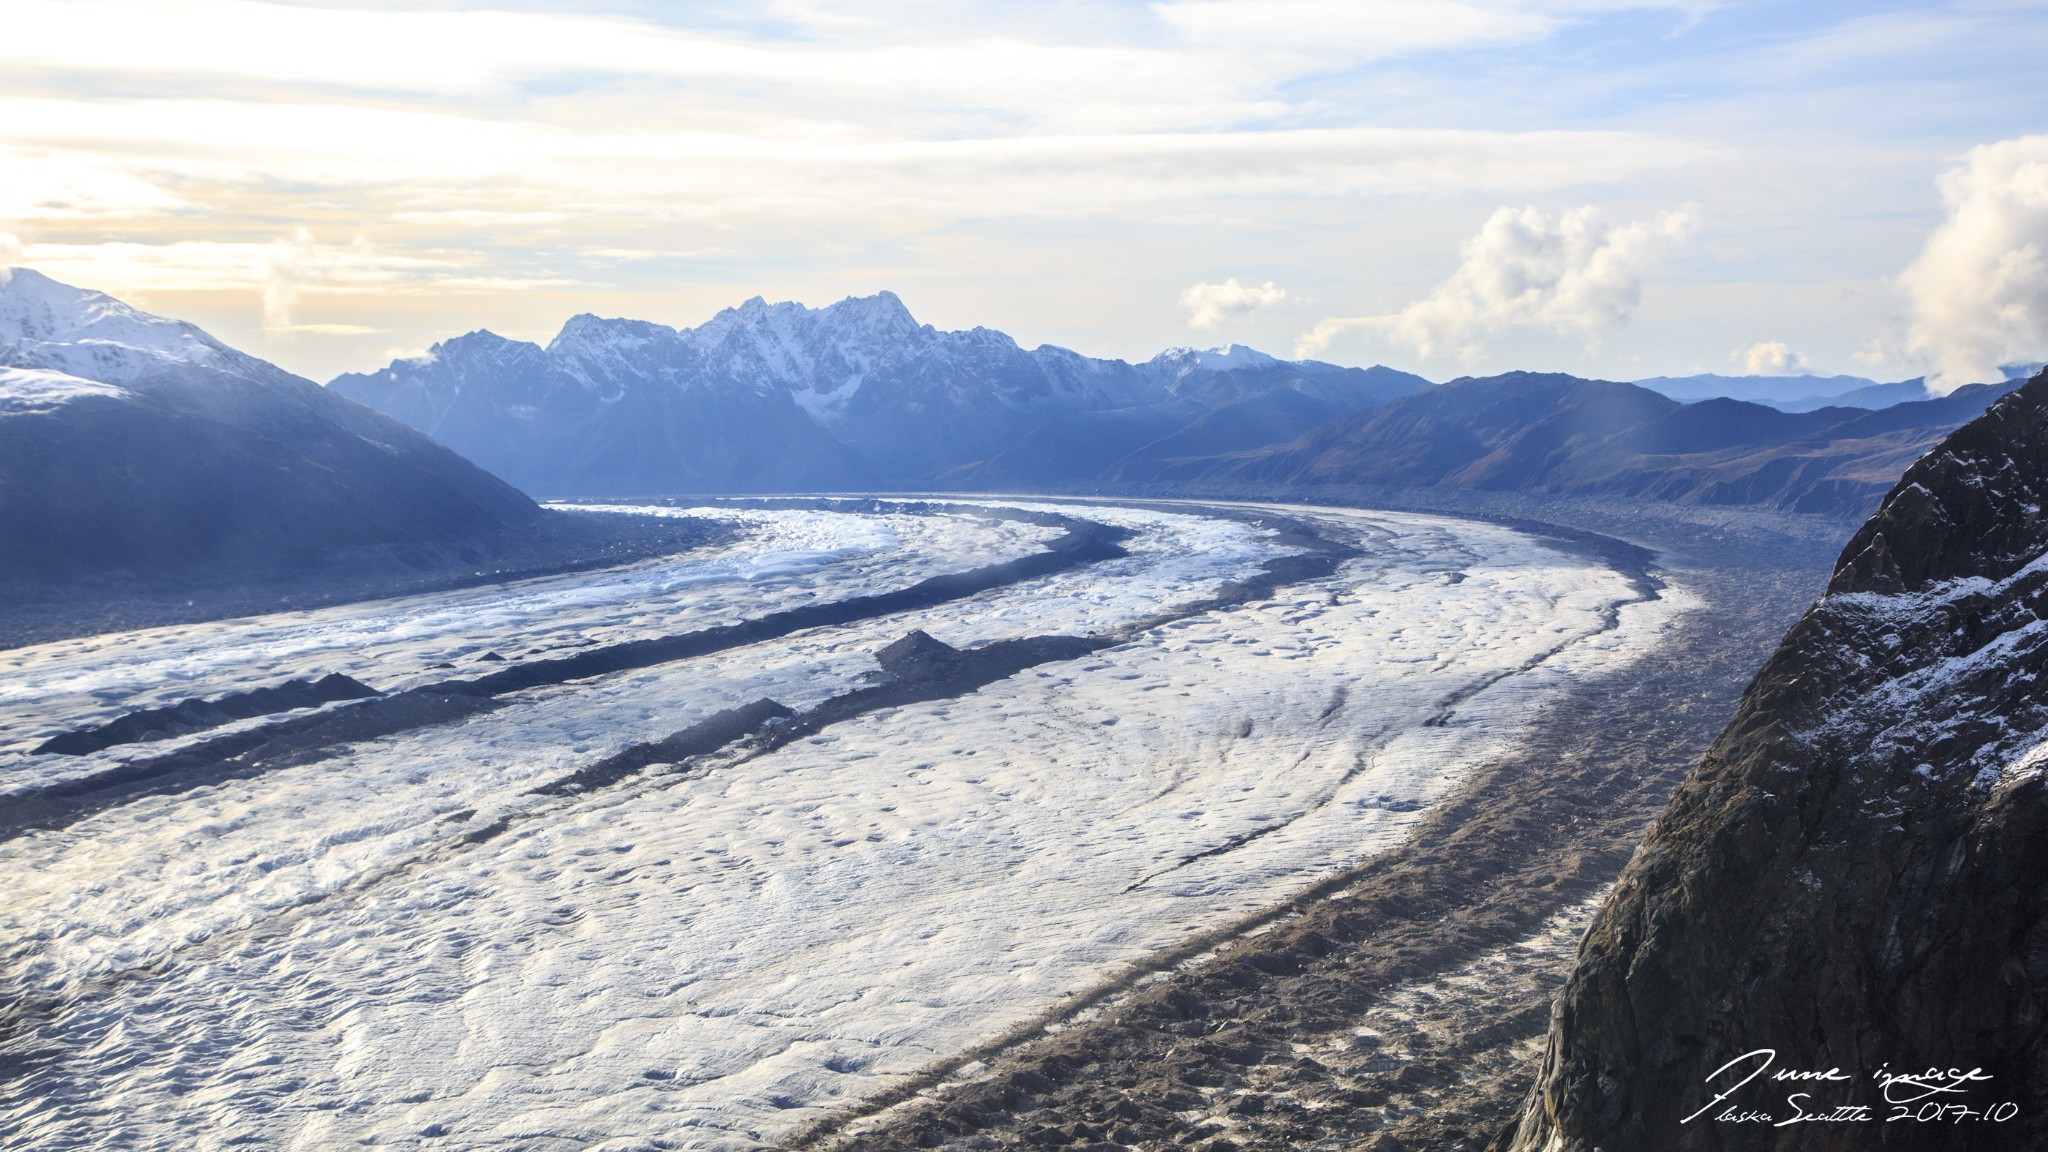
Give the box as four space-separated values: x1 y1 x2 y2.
1682 1049 2012 1127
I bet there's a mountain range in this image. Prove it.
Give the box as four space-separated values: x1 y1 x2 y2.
3 271 2031 586
0 269 537 579
1137 370 2026 518
326 293 1433 496
331 293 2024 519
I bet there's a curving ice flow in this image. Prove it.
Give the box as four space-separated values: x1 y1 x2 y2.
0 505 1065 780
0 500 1692 1151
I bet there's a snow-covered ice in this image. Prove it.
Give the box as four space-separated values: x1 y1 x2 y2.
0 499 1688 1150
0 505 1063 778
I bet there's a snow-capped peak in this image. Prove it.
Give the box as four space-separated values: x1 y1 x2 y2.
1195 343 1280 371
0 267 289 391
1145 342 1288 385
820 290 921 337
0 268 229 368
547 313 680 356
431 329 541 360
692 291 924 347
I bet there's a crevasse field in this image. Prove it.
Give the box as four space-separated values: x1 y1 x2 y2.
0 499 1687 1150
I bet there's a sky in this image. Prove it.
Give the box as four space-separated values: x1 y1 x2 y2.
2 0 2045 390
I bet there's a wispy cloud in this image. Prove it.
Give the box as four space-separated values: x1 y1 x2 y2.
1298 204 1697 361
1902 134 2048 392
0 0 1544 136
0 99 1699 223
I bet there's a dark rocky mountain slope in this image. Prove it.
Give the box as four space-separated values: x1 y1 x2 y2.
1141 371 2022 518
0 270 538 579
1505 369 2048 1150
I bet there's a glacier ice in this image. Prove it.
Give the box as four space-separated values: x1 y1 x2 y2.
0 499 1688 1150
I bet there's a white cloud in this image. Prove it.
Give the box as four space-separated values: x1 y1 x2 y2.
0 231 22 283
1293 316 1369 359
0 0 1391 137
1732 339 1810 375
253 231 398 333
1298 204 1697 360
3 0 1695 138
261 229 315 331
1902 135 2048 392
1180 278 1287 328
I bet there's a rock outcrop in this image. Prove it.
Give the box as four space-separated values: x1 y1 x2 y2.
1505 370 2048 1150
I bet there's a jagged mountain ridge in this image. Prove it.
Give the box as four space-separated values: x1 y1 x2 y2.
332 294 2020 509
1505 370 2048 1151
1137 370 2025 518
0 269 538 578
329 294 1433 496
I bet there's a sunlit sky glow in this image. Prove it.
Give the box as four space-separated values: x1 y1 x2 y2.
4 0 2045 387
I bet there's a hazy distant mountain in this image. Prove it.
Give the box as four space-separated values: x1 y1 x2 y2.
332 296 1430 496
1141 370 2026 517
1635 369 2036 414
1774 377 1933 411
1632 371 1885 407
0 269 537 578
1144 343 1428 410
955 349 1431 487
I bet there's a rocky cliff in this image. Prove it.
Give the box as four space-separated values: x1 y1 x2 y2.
1505 370 2048 1150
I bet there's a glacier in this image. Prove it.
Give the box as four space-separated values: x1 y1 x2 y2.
0 499 1689 1150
